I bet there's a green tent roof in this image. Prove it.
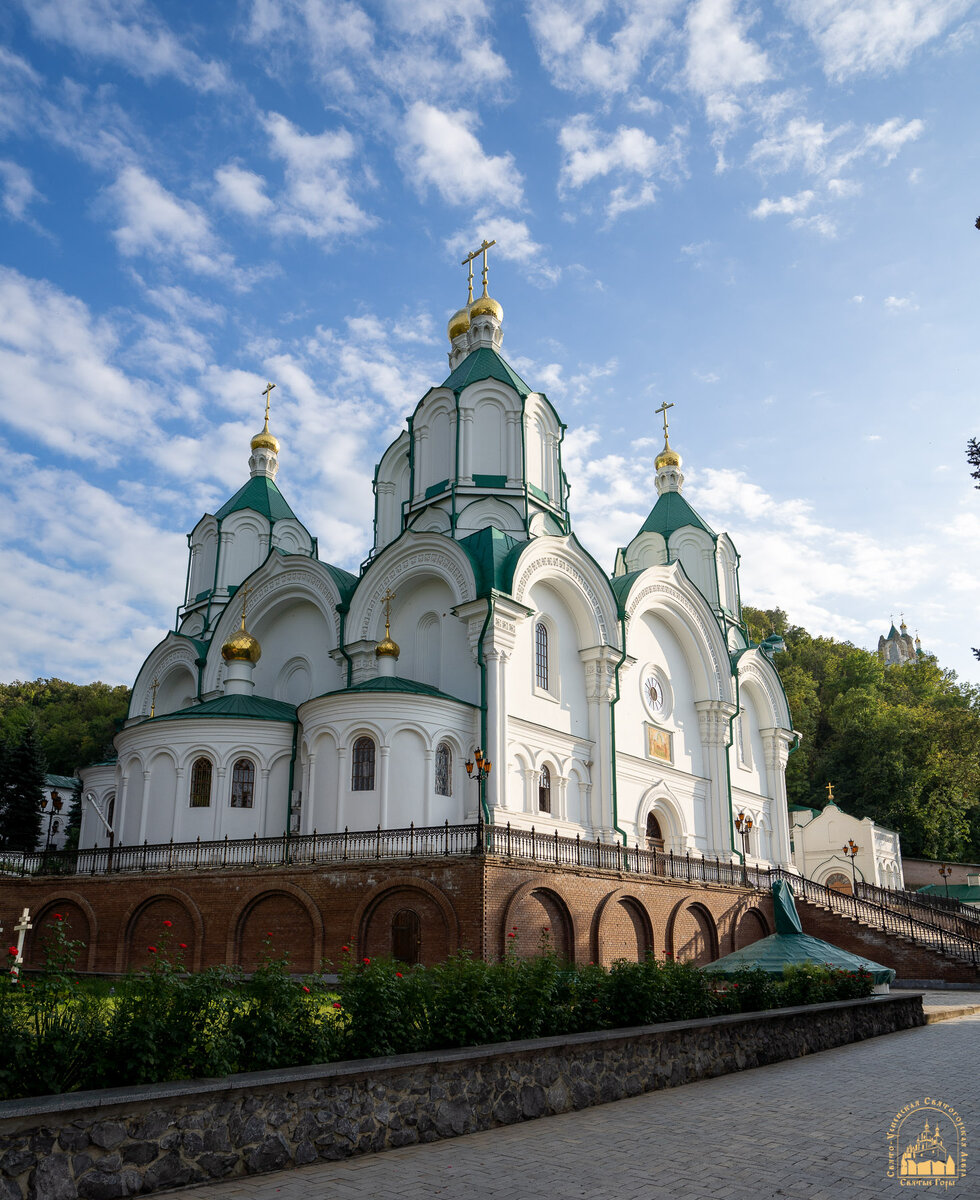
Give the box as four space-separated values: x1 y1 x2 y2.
155 695 297 723
700 881 895 985
638 490 714 540
44 774 80 790
441 347 532 399
458 526 524 595
216 476 298 522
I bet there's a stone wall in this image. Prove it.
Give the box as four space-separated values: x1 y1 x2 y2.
0 995 924 1199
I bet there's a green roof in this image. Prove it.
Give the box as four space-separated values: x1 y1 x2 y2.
155 695 297 723
458 526 524 595
45 774 80 790
788 805 820 816
441 348 532 399
887 623 901 639
216 476 298 522
918 884 980 902
310 676 477 707
610 570 644 616
638 490 714 540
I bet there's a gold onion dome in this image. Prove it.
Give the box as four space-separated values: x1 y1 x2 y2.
251 418 279 455
222 627 262 663
375 633 400 658
470 289 503 322
448 305 471 341
655 439 681 469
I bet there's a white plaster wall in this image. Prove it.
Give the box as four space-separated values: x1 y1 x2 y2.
271 518 313 556
145 752 177 843
251 598 340 700
509 580 589 740
187 522 218 601
155 666 197 717
472 398 506 476
669 530 718 606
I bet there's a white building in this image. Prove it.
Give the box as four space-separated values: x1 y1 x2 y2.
80 276 797 869
789 792 904 891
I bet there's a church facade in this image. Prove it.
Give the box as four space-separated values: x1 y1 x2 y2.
79 269 797 883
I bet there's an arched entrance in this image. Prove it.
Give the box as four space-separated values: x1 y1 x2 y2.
645 813 665 852
825 872 852 896
392 908 422 965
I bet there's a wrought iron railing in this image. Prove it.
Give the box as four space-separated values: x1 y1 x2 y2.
3 822 977 966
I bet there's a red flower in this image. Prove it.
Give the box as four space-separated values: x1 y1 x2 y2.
664 950 673 959
179 943 187 950
542 926 549 932
362 957 370 964
148 946 157 953
512 925 517 930
163 920 172 928
54 913 63 921
332 1001 342 1009
302 985 310 993
341 945 350 952
396 972 403 978
266 931 273 937
7 946 17 957
507 932 516 938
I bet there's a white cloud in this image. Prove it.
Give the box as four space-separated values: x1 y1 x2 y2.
860 116 925 161
446 215 559 285
400 102 524 209
785 0 973 81
752 190 814 218
263 113 376 240
0 268 164 462
884 294 919 310
693 369 720 383
214 164 274 219
557 115 684 219
850 294 865 303
684 0 772 128
527 0 680 97
0 160 43 224
19 0 228 91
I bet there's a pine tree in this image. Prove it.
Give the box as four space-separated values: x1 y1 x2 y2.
1 722 46 852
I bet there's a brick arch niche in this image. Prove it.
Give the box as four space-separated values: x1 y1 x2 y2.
503 886 573 962
123 896 197 972
668 901 718 966
733 907 769 951
358 885 454 967
24 900 92 970
235 891 317 973
594 892 653 966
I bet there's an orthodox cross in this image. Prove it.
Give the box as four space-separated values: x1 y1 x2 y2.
381 587 396 638
655 400 674 442
10 908 32 983
239 582 252 629
150 677 159 718
461 238 497 299
261 381 275 425
826 782 835 803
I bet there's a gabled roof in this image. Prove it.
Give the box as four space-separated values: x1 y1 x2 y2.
154 694 298 723
45 773 80 790
310 676 477 707
637 491 715 540
215 476 297 522
441 347 532 399
458 526 524 595
610 570 644 615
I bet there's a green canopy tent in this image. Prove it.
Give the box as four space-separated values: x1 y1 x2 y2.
699 879 895 987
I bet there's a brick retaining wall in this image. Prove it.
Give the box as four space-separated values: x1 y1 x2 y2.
0 994 924 1199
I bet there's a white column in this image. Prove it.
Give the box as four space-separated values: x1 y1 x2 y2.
761 728 795 868
423 749 434 825
506 412 522 487
580 647 620 840
695 700 738 859
557 775 568 820
137 769 151 844
414 430 428 499
171 767 184 841
303 753 316 834
379 745 391 827
459 411 474 484
259 766 272 834
485 648 508 814
522 768 536 816
212 767 226 839
336 747 348 831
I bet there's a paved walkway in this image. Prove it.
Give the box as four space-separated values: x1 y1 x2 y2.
163 999 980 1200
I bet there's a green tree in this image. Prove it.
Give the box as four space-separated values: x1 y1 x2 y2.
1 721 46 852
0 679 130 776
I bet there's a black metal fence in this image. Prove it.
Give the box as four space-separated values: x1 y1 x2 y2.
3 821 977 965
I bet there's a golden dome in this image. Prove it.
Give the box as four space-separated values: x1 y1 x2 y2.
470 291 503 322
251 422 279 454
655 439 681 469
375 634 400 658
222 628 262 664
448 305 471 341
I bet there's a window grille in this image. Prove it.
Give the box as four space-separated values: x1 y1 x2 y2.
230 758 255 808
538 764 552 813
189 757 212 807
352 736 376 791
535 622 549 691
435 742 452 796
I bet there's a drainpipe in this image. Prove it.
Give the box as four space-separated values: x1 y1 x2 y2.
285 718 299 855
336 603 353 687
474 595 493 825
727 655 744 868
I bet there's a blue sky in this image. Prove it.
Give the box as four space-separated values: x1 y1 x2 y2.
1 0 979 688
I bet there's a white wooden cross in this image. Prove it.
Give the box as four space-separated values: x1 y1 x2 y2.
9 908 31 984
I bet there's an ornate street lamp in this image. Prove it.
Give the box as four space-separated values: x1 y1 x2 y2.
465 748 492 853
843 838 860 893
45 790 64 853
939 863 953 901
734 810 753 882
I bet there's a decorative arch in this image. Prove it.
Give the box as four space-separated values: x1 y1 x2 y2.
130 636 201 719
637 783 685 850
228 882 323 972
666 898 718 965
117 887 206 973
732 906 770 952
500 880 576 963
511 534 619 648
26 894 99 972
738 652 792 732
350 876 460 965
592 889 654 966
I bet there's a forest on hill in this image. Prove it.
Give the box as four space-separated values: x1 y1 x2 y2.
2 613 980 864
742 607 980 862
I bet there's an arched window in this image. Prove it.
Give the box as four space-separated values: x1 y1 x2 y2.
535 621 549 691
538 764 552 814
646 812 664 851
825 872 852 895
189 757 212 808
105 793 115 830
392 908 421 965
435 742 452 797
230 758 255 808
352 737 376 791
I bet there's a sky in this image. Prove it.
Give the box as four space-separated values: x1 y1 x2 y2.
1 0 979 690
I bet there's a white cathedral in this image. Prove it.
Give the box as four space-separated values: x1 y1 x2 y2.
80 257 797 870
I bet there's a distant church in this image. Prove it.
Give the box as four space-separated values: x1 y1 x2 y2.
878 617 921 667
79 245 796 871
